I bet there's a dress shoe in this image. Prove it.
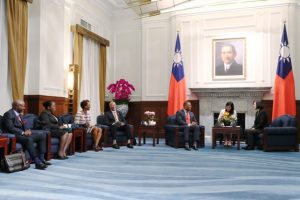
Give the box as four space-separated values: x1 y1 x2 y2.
35 163 47 170
192 146 198 151
43 161 52 165
64 156 69 159
184 146 191 151
112 144 120 149
127 143 134 148
97 146 103 151
242 146 254 150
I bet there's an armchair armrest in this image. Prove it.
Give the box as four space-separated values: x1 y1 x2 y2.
164 124 180 132
0 133 17 153
264 127 297 135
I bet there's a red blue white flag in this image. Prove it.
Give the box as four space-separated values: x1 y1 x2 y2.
272 23 296 120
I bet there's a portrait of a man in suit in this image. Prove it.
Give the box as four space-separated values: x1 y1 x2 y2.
213 39 245 78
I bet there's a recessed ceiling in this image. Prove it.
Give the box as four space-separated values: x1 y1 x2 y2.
122 0 271 18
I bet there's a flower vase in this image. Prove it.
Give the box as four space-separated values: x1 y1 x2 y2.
116 101 129 117
223 121 231 126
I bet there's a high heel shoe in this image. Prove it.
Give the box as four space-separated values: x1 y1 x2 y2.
57 155 66 160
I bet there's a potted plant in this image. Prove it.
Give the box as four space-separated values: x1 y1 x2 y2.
107 79 135 117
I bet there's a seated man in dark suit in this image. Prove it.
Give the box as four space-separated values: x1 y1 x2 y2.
104 101 133 149
2 100 50 170
176 100 200 151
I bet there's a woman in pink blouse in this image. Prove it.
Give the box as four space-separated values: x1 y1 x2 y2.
74 100 103 151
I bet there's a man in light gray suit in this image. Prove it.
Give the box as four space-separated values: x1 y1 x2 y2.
175 101 200 151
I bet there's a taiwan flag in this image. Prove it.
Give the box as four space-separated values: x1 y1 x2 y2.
167 33 186 116
272 23 296 120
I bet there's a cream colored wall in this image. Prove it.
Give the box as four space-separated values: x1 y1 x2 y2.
25 0 114 97
140 0 300 101
25 0 300 102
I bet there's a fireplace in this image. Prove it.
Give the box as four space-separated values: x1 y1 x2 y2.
190 87 271 136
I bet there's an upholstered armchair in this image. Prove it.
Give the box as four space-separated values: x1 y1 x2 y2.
23 114 55 160
0 114 52 160
262 115 298 152
164 115 205 148
0 115 17 154
96 115 133 147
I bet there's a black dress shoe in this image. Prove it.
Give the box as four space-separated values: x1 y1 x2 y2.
127 143 134 148
192 146 198 151
242 146 254 150
185 146 191 151
35 163 47 170
112 144 120 149
43 161 52 165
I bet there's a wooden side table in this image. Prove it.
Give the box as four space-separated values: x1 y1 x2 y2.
137 125 159 146
212 126 241 150
0 137 8 159
71 128 85 154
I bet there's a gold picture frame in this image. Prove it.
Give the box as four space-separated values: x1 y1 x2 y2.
212 38 246 80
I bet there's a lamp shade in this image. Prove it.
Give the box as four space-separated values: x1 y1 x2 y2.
67 71 74 90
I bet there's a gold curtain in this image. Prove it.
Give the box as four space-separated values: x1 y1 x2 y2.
7 0 28 100
99 45 107 113
72 32 83 114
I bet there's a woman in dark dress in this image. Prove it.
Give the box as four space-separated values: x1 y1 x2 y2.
38 101 73 159
243 101 268 150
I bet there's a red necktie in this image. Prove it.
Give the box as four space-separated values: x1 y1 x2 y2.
186 112 190 124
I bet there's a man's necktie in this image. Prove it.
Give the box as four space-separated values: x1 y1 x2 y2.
17 115 23 123
113 111 119 122
186 111 190 124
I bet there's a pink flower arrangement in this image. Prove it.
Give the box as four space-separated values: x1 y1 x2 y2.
107 79 135 101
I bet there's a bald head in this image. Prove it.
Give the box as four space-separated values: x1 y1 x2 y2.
12 100 25 113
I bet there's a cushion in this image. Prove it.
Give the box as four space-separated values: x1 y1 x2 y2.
23 114 38 129
167 115 176 125
271 115 296 127
97 115 105 125
59 114 74 124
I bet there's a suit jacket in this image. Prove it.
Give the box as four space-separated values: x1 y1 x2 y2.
253 109 268 130
176 109 197 126
2 109 26 135
37 110 60 130
215 61 243 76
104 110 127 126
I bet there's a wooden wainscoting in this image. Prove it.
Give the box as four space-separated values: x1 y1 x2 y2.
24 95 69 116
121 100 199 138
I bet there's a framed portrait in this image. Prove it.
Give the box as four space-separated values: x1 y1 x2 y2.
212 38 246 80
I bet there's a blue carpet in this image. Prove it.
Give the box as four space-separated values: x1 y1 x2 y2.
1 139 300 200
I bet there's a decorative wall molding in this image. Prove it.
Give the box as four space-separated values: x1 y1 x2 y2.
190 87 271 98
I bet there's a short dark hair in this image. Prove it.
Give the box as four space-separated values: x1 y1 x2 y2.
225 101 235 115
255 101 264 110
43 101 54 110
183 100 191 107
80 100 90 109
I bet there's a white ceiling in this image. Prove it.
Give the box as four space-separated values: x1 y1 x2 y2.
96 0 293 18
